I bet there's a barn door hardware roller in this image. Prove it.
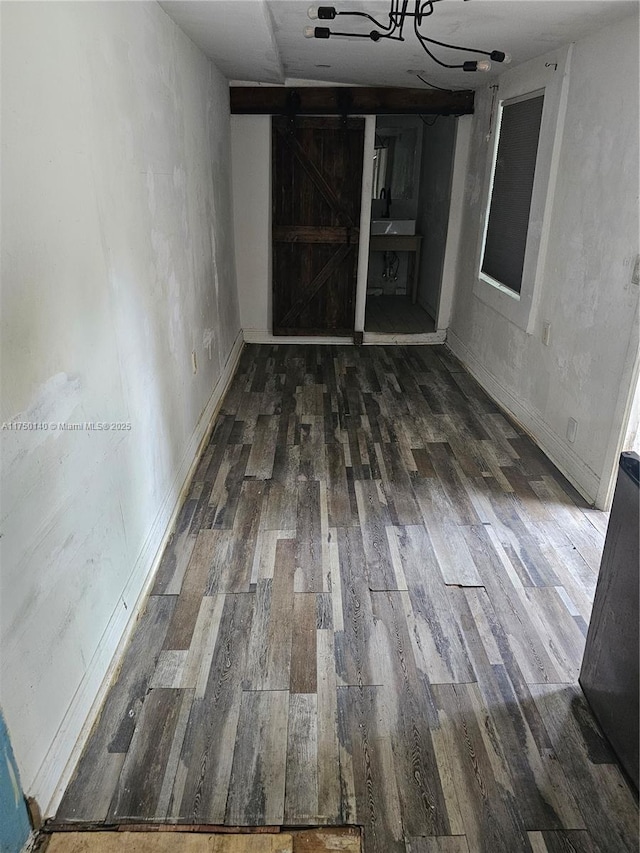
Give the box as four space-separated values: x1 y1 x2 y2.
336 89 352 126
286 89 302 132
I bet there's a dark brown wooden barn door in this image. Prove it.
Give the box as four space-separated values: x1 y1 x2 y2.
272 116 364 336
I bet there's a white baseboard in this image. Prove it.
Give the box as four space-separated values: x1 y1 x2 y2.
242 329 354 345
447 331 600 505
364 330 447 345
243 329 447 346
36 330 244 818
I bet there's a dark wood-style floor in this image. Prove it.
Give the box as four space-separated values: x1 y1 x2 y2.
365 295 436 334
56 345 638 853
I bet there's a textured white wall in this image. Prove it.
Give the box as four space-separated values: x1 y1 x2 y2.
231 115 272 337
448 15 639 507
415 117 456 320
0 0 240 810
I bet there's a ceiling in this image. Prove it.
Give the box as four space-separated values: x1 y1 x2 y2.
159 0 637 89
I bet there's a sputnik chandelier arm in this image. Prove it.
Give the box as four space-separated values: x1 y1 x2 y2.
304 1 511 72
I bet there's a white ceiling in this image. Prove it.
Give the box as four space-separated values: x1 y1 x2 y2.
160 0 638 89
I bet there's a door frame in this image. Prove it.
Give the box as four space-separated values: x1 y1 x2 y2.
596 324 640 509
358 116 462 344
354 116 376 338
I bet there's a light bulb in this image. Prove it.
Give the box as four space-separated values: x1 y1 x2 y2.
502 52 512 64
476 59 492 72
308 6 318 19
304 25 315 37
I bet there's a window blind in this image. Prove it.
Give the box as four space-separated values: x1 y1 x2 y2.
482 94 544 294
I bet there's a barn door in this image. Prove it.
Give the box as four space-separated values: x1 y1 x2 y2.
272 116 365 336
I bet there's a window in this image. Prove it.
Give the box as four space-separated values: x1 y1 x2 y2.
473 46 572 332
481 93 544 295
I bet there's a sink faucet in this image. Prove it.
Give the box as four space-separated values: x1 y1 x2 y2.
380 187 392 219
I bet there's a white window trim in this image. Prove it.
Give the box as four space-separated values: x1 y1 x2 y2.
473 44 573 333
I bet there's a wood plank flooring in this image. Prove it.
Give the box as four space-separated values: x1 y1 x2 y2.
45 828 361 853
55 345 638 853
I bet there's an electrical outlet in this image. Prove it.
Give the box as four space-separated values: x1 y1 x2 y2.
192 351 197 374
542 322 551 346
566 417 578 443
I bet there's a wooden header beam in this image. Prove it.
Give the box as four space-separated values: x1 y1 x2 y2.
230 86 474 117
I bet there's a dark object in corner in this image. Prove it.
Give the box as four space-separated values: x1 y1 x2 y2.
580 451 639 790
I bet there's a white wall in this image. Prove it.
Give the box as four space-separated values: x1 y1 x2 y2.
415 116 456 320
231 115 272 338
438 115 472 331
447 14 639 507
0 0 240 812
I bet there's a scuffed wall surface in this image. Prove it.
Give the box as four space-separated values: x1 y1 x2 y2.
231 115 272 336
448 15 639 504
0 0 239 806
415 116 456 320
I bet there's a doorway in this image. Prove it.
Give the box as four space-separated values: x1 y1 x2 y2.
364 114 456 336
271 117 364 336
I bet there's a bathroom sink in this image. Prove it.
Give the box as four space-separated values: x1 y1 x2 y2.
370 219 416 236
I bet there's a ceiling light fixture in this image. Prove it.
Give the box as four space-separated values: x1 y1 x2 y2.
304 2 511 73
